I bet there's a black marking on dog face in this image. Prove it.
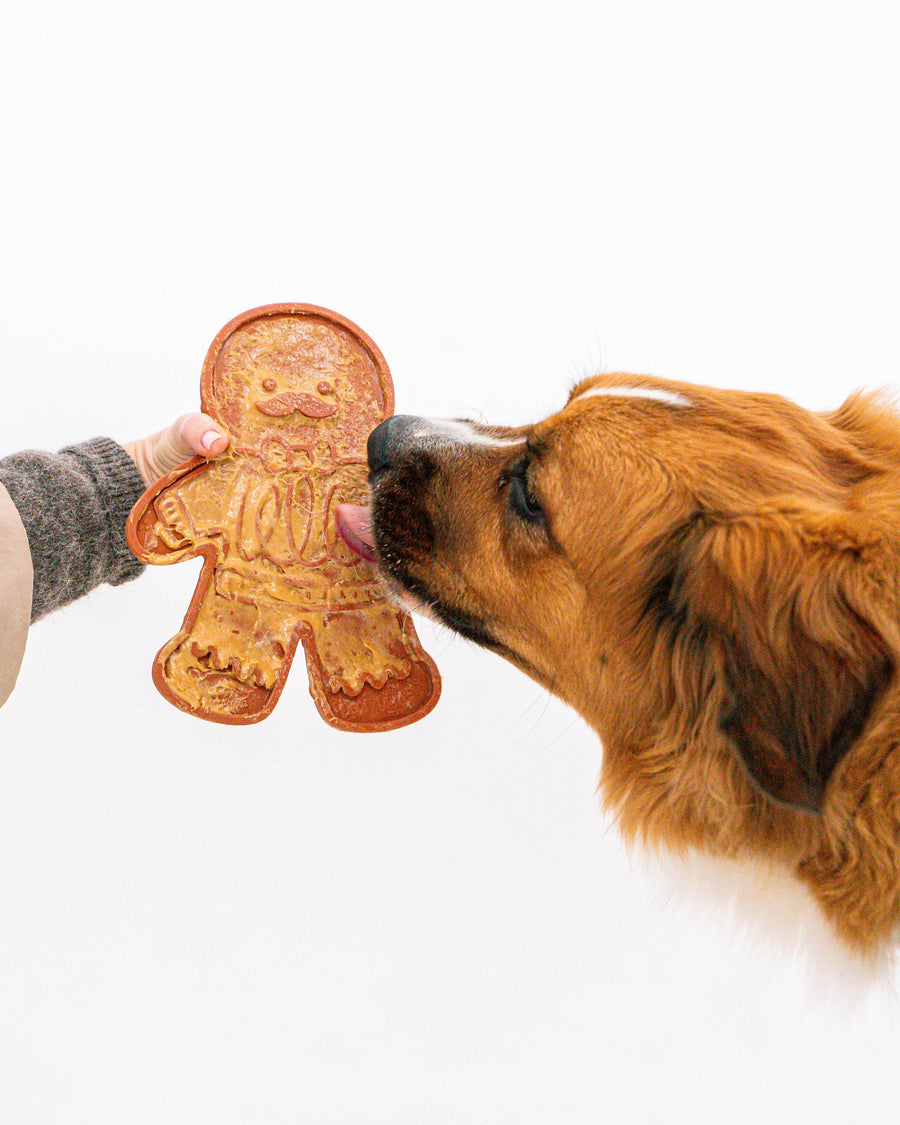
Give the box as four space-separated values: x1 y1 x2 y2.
430 594 543 678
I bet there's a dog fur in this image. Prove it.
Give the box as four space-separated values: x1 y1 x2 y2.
364 373 900 956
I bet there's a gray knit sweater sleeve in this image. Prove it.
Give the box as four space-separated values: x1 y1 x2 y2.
0 438 147 622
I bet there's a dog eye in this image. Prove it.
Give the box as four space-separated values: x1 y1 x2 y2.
505 460 544 525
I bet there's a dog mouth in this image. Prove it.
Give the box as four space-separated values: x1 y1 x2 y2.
336 500 437 616
335 500 435 618
334 501 504 653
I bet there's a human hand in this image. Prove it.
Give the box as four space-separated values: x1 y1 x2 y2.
124 414 229 486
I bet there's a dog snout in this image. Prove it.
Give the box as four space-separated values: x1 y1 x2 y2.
367 415 428 477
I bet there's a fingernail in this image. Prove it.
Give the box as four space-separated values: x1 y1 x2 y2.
201 429 222 450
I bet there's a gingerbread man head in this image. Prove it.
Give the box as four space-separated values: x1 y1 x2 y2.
207 310 392 474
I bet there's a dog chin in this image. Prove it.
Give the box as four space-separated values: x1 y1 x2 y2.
377 575 434 617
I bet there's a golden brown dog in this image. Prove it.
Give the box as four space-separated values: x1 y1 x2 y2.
336 373 900 956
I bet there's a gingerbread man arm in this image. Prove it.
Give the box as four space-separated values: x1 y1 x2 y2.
128 456 212 564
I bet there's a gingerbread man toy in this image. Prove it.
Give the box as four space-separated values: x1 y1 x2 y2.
126 304 440 731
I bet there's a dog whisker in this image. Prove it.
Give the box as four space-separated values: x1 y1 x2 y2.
530 715 584 758
509 689 554 750
512 687 553 726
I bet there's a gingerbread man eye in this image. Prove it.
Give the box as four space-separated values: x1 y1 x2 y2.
317 381 334 395
262 378 277 392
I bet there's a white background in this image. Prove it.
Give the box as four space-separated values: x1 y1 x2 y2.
2 1 900 1122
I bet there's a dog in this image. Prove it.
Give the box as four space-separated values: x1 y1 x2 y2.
335 372 900 957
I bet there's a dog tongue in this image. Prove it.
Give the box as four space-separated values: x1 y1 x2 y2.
334 503 377 563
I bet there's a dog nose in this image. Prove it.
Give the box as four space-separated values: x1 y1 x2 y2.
367 415 422 476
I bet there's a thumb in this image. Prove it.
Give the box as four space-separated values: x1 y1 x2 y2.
127 413 229 484
158 413 229 469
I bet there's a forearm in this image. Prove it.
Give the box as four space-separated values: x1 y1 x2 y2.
0 438 147 622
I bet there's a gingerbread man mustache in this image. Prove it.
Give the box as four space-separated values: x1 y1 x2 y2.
126 304 441 731
256 390 337 418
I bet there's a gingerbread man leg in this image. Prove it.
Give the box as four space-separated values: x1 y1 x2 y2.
155 564 304 723
300 604 440 732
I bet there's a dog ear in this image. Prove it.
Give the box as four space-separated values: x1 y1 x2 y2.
658 506 893 813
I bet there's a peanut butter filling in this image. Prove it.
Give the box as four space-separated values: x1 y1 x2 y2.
152 453 417 708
